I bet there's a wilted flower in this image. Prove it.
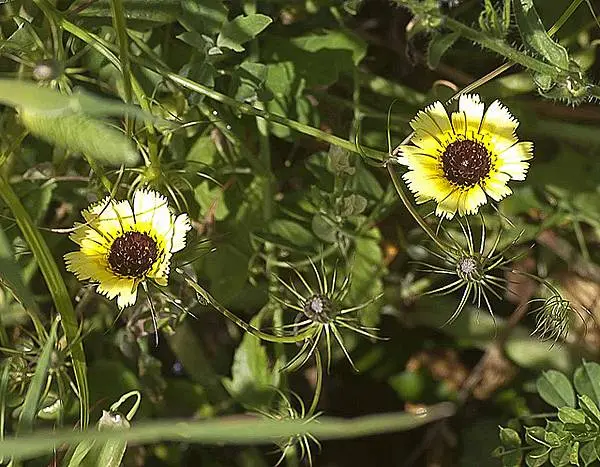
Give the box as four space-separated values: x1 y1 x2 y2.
397 94 533 219
65 189 191 310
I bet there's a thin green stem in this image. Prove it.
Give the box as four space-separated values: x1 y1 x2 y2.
307 350 323 417
549 0 584 36
109 0 133 135
443 16 560 77
386 164 447 250
176 269 314 344
0 176 89 429
165 73 385 159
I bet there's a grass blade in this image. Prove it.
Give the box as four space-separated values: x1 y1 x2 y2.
0 403 455 461
17 317 60 434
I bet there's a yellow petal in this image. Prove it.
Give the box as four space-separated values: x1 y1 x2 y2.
499 141 533 162
480 99 518 140
457 94 485 135
461 185 487 215
424 101 452 134
483 178 512 201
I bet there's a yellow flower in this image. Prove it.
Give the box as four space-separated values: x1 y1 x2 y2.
397 94 533 219
65 189 191 309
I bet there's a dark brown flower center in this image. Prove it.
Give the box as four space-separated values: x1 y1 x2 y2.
441 140 491 187
303 294 336 323
108 231 158 277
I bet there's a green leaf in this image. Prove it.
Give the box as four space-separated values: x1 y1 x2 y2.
292 30 367 66
550 443 572 467
216 14 272 52
20 110 139 166
580 440 597 466
71 0 180 25
427 31 460 69
194 181 229 221
536 370 575 408
570 441 580 465
578 394 600 425
525 426 547 446
512 0 569 70
526 447 549 467
222 314 280 407
264 219 316 249
203 244 250 305
574 361 600 407
312 213 338 243
0 403 456 461
17 318 59 433
179 0 228 35
558 407 586 425
349 228 385 327
499 427 521 448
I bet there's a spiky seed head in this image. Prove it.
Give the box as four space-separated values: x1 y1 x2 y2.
456 255 484 282
303 294 337 323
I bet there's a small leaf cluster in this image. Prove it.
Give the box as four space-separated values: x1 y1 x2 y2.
495 362 600 467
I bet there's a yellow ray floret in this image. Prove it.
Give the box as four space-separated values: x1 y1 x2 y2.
397 94 533 219
65 189 191 309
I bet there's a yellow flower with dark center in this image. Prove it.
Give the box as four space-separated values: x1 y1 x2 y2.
398 94 533 219
65 189 191 309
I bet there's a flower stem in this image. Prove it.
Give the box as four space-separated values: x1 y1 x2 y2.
442 16 561 77
387 164 447 251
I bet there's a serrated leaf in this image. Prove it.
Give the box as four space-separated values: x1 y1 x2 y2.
216 14 272 52
574 361 600 407
537 370 575 408
222 314 280 407
512 0 569 70
427 31 460 69
558 407 586 425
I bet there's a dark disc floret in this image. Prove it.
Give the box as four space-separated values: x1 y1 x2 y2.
441 139 491 187
303 294 336 323
108 231 158 277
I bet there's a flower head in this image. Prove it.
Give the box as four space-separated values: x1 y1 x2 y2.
273 260 383 372
417 220 520 325
398 94 533 219
65 189 191 309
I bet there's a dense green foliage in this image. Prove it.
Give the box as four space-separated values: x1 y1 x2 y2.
0 0 600 465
